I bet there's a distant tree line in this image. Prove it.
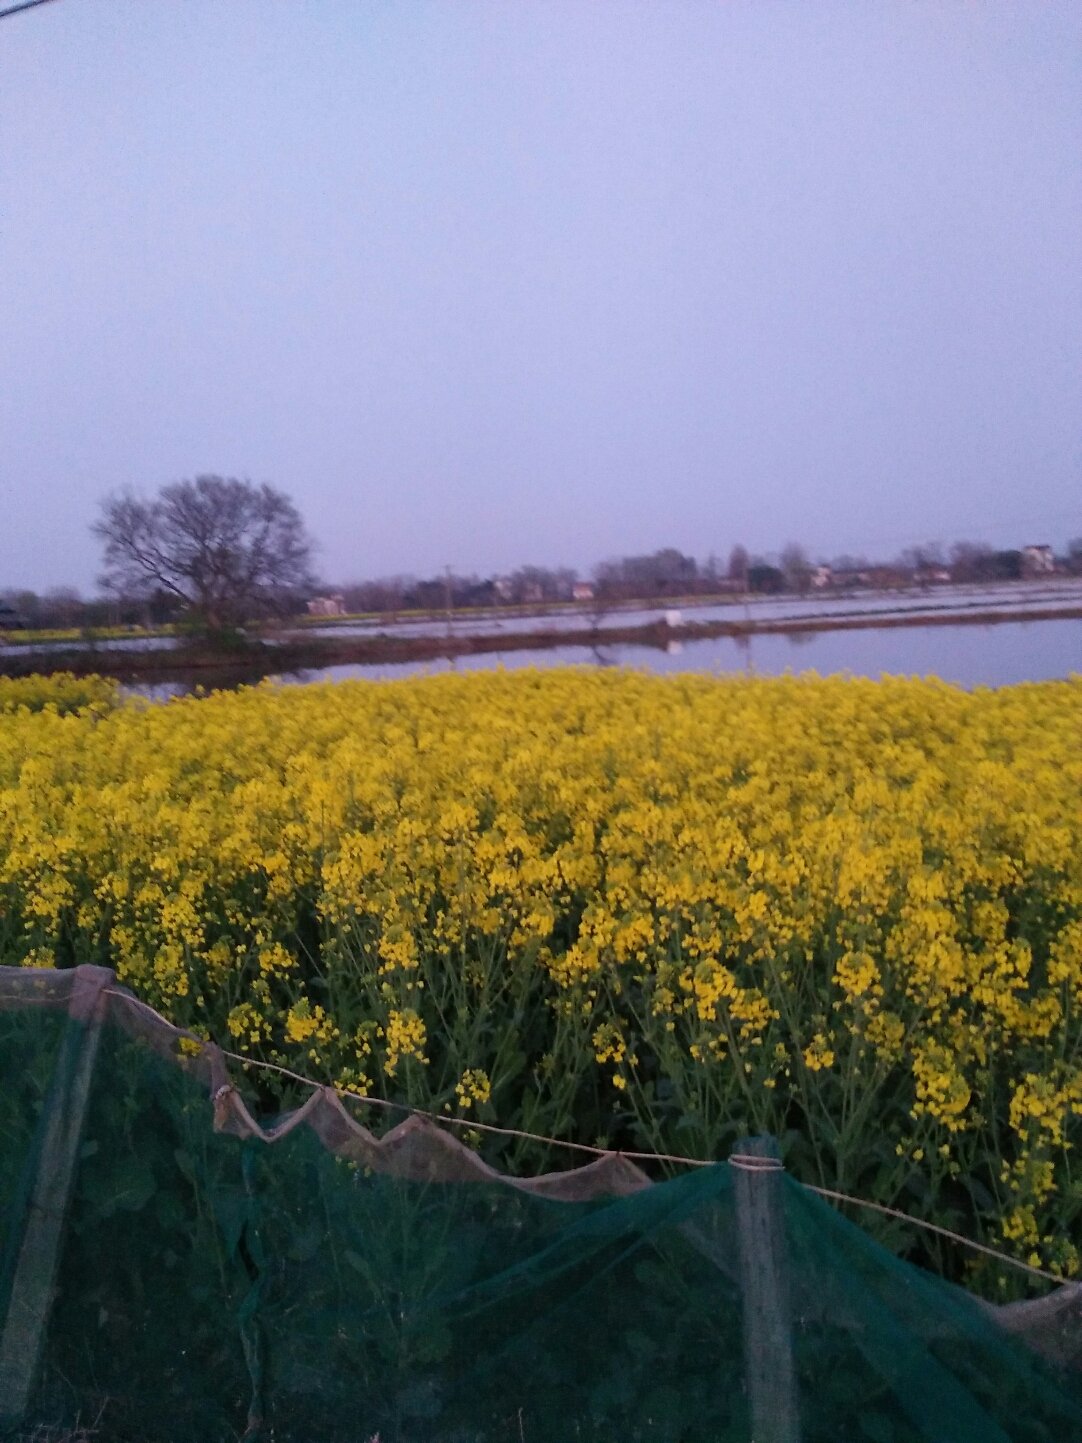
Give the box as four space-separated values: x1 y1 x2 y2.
4 478 1081 634
0 586 174 632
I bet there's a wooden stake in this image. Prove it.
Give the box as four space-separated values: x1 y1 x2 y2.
732 1135 801 1443
0 966 113 1427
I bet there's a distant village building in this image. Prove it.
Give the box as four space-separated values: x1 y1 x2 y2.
493 577 514 602
1022 545 1055 577
870 566 911 589
830 567 873 590
811 565 833 589
830 565 908 591
571 582 595 602
307 594 346 617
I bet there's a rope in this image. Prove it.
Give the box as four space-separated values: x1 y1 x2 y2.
0 992 83 1005
97 986 1071 1288
802 1184 1068 1287
221 1042 714 1170
103 988 713 1167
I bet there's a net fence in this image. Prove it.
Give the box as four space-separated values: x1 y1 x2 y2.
2 965 1081 1443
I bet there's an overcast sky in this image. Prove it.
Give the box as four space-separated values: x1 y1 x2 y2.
2 1 1080 593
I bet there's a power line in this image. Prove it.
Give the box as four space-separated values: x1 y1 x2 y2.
0 0 62 19
100 984 1076 1291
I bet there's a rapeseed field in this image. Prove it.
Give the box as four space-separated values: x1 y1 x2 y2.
1 668 1080 1288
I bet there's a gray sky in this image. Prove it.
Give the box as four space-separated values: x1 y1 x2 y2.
3 1 1080 593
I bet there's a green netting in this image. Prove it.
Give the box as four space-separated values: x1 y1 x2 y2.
2 968 1082 1443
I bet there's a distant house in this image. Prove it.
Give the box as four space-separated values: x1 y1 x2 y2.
810 566 833 589
871 566 913 589
492 577 514 602
1021 545 1055 577
571 582 595 602
307 594 346 618
914 566 951 585
831 565 908 591
830 567 873 590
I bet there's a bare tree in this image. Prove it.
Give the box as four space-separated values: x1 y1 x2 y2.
948 541 994 583
727 544 749 588
94 476 315 629
898 541 946 572
779 542 811 593
41 586 84 628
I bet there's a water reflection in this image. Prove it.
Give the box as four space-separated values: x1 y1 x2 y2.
285 617 1080 690
119 616 1079 700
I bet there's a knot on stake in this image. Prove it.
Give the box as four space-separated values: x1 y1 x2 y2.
729 1152 784 1171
